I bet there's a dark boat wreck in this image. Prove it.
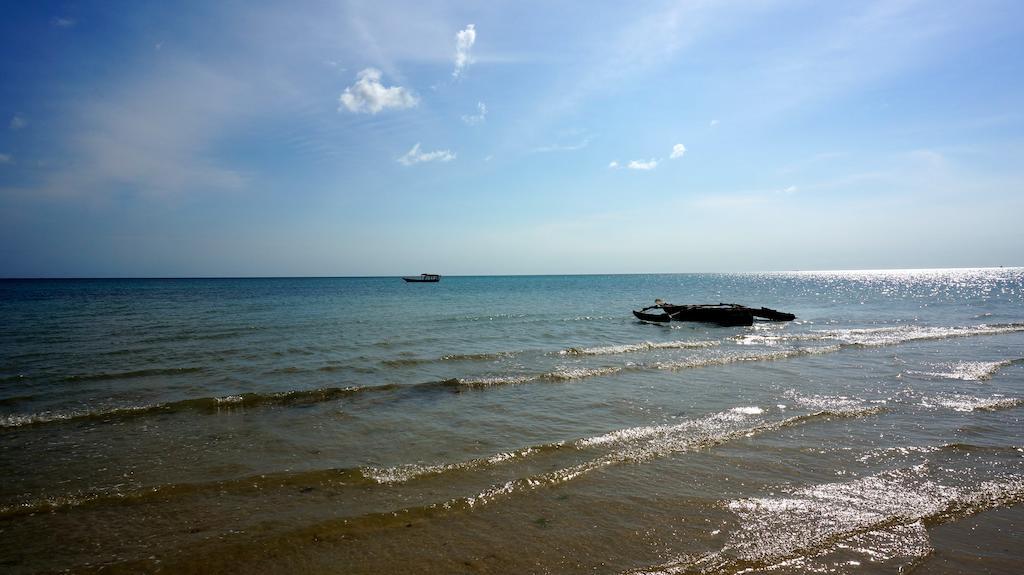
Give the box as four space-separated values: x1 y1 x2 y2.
633 300 795 326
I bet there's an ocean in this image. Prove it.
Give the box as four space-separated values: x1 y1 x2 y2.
1 269 1022 574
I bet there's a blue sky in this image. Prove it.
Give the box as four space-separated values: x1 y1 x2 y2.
1 0 1023 277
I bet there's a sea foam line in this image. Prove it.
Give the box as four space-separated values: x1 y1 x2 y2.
906 358 1024 381
561 340 719 356
735 323 1024 348
920 394 1023 412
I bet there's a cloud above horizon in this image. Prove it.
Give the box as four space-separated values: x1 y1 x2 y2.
453 24 476 78
397 143 456 166
339 68 419 114
670 143 686 159
627 158 658 170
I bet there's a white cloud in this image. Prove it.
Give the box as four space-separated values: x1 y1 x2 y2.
397 143 456 166
782 185 798 194
51 17 76 28
608 161 620 169
9 115 27 130
670 143 686 159
0 153 12 164
627 159 658 170
453 24 476 78
339 68 419 114
462 101 487 125
709 119 720 127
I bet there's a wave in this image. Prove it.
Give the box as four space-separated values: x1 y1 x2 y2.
631 463 1024 574
906 358 1024 381
362 444 563 485
3 402 886 518
651 346 844 371
3 366 631 428
857 442 1024 464
0 465 373 518
561 340 719 356
451 366 623 388
0 384 412 428
382 350 518 367
385 320 1020 370
436 405 886 511
0 348 861 429
735 322 1024 348
61 366 205 382
920 393 1023 412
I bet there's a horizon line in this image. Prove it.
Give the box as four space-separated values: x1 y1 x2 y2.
1 266 1020 281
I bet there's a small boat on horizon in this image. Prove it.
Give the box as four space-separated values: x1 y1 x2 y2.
402 274 441 283
633 300 795 326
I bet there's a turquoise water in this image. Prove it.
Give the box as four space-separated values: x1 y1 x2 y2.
1 270 1022 573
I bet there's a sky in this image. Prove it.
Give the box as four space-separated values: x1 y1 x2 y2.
1 0 1023 277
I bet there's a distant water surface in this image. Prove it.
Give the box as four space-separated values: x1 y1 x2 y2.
1 270 1022 573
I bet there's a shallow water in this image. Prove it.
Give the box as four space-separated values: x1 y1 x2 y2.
1 269 1022 573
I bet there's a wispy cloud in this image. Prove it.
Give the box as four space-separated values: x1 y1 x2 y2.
627 159 658 170
670 143 686 159
9 115 27 130
709 119 720 127
453 24 476 78
397 143 456 166
33 60 250 199
462 101 487 125
339 68 419 114
51 17 76 28
608 161 619 169
0 153 12 164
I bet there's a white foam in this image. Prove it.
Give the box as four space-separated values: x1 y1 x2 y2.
561 340 718 356
455 375 535 387
909 359 1018 381
921 394 1023 412
214 395 244 404
734 324 1024 348
543 366 622 380
787 391 868 413
703 466 1024 572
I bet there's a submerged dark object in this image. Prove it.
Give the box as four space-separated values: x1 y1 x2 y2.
402 274 440 283
633 300 796 326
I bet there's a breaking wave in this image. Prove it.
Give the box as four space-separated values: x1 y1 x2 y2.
920 394 1023 412
734 323 1024 348
631 463 1024 574
561 340 719 356
451 366 623 388
651 346 844 371
907 358 1024 381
